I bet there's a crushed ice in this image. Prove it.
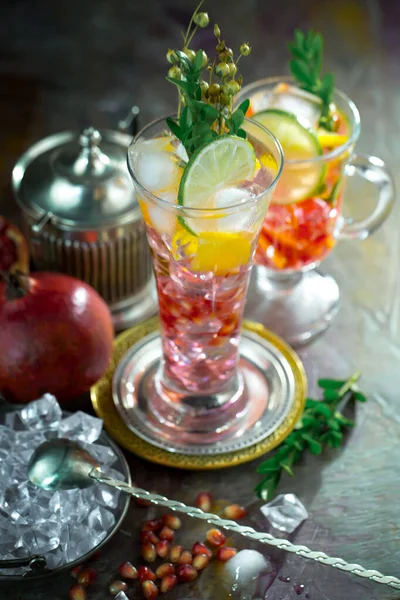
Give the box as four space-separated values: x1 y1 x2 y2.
0 395 126 575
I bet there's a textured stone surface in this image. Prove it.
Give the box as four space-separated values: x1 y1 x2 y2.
1 0 400 598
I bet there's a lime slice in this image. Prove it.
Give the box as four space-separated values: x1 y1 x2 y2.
178 136 256 208
253 109 325 204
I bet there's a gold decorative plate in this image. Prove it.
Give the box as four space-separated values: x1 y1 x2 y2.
91 316 307 470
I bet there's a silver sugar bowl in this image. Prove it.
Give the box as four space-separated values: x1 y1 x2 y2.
12 124 157 331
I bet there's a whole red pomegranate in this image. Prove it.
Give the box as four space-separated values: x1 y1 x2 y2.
0 216 29 273
0 272 114 404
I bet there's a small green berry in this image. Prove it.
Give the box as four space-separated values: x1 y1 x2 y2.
216 41 226 53
168 66 182 79
213 24 221 38
200 80 209 97
219 47 233 61
228 63 237 77
209 83 221 98
201 50 208 67
219 92 230 107
225 80 240 95
166 49 178 64
215 62 230 77
240 42 251 56
184 48 196 61
194 12 210 28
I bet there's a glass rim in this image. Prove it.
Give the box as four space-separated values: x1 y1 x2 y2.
237 75 361 165
127 114 284 214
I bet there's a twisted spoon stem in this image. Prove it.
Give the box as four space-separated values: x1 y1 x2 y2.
92 471 400 591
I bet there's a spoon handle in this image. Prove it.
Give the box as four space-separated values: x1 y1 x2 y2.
92 471 400 591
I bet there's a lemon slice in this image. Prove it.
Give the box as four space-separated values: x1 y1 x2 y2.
178 136 256 208
253 109 326 205
192 232 252 276
317 129 349 148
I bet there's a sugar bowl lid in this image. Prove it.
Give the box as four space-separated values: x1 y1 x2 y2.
12 127 139 230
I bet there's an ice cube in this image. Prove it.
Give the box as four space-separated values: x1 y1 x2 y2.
268 83 322 128
132 138 182 193
87 443 117 467
59 411 103 443
19 394 62 431
221 549 272 597
260 493 308 533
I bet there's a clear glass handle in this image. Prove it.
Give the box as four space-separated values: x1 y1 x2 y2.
339 153 395 240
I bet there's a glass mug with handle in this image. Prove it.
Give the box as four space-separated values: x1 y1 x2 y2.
235 76 395 346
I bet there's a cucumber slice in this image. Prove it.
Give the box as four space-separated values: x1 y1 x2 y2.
253 109 326 204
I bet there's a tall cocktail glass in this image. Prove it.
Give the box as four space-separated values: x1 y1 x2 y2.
125 116 283 445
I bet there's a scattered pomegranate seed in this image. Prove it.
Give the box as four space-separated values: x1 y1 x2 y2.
192 553 209 570
142 580 159 599
158 526 175 542
176 564 198 583
192 541 212 558
206 528 226 547
195 492 213 512
68 584 86 600
77 567 97 586
140 530 159 545
87 550 101 562
136 497 152 507
138 566 157 583
162 513 182 530
118 561 138 579
160 574 177 593
216 547 238 561
155 540 169 558
108 580 128 595
223 504 247 520
142 542 157 563
169 544 183 563
178 550 193 565
155 563 175 579
71 565 82 579
142 519 163 532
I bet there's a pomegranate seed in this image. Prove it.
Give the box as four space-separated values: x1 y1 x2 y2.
142 542 157 563
140 530 159 545
192 541 212 558
169 544 183 563
216 546 238 561
142 519 163 532
223 504 247 520
71 565 82 579
195 492 213 512
158 526 175 542
155 563 175 578
118 561 138 579
155 540 169 558
192 553 210 570
178 550 192 565
109 580 128 595
138 566 156 583
142 580 159 599
176 564 198 583
136 497 152 507
68 584 86 600
160 574 177 593
162 513 182 530
206 528 226 547
87 550 101 562
77 567 97 586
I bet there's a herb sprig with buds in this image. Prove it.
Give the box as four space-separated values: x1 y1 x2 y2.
255 372 366 501
165 1 251 157
289 29 335 130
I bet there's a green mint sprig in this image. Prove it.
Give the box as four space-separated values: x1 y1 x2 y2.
165 1 252 157
288 29 335 130
254 372 366 501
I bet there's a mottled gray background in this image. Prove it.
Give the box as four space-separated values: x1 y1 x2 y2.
1 0 400 598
